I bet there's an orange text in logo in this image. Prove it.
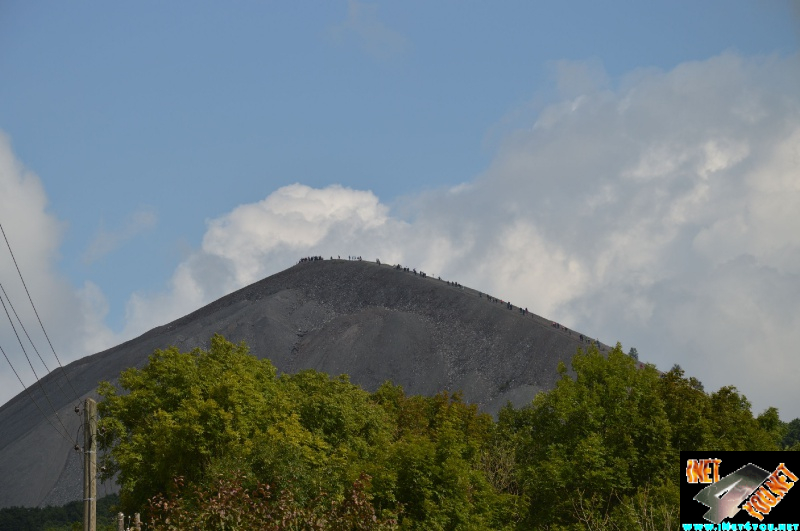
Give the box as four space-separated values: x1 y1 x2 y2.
686 458 722 484
741 463 797 522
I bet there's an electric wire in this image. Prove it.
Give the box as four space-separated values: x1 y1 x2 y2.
76 422 84 451
0 220 83 489
77 420 88 489
0 221 81 402
0 340 74 444
0 290 74 442
0 280 73 403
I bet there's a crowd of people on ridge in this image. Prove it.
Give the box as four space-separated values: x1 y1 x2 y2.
299 255 365 263
395 264 427 277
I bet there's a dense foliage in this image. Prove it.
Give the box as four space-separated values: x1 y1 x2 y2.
147 472 396 530
0 494 118 531
95 334 794 530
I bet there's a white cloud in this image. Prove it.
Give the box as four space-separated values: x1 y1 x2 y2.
4 51 800 421
0 133 116 407
203 184 391 286
117 183 410 338
126 52 799 419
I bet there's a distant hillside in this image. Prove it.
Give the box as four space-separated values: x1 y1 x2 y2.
0 258 618 508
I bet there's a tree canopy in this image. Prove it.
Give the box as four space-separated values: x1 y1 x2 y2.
97 335 792 530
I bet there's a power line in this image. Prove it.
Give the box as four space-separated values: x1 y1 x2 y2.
0 341 74 444
0 221 82 403
0 280 74 403
0 289 74 443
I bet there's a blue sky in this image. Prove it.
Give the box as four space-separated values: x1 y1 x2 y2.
1 1 799 419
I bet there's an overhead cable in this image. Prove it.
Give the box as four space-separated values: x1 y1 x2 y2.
0 341 74 444
0 290 74 442
0 281 73 403
0 221 81 402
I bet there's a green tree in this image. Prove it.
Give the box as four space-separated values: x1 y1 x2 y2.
657 364 713 453
706 386 781 450
98 336 517 527
0 494 118 531
97 333 785 529
507 344 673 528
247 369 394 506
371 385 514 529
98 335 401 517
98 335 289 512
783 418 800 449
657 363 781 455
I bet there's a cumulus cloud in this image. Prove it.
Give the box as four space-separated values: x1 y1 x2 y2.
3 52 799 421
118 184 411 338
467 52 800 419
0 134 116 407
119 52 800 419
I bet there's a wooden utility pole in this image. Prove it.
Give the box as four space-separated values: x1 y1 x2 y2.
83 398 96 531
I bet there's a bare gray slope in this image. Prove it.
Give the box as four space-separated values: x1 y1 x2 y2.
0 259 608 508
